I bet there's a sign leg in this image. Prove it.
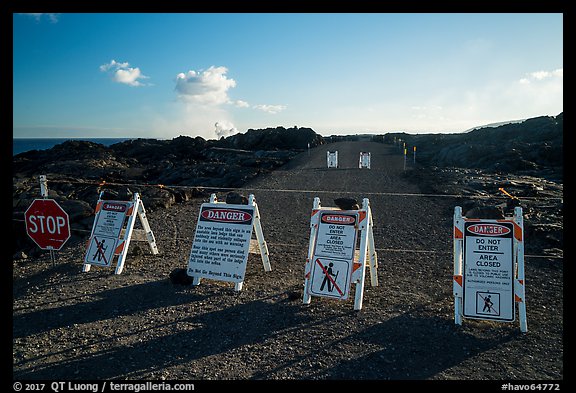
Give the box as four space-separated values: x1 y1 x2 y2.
114 195 139 275
367 211 378 287
137 201 159 255
303 197 321 305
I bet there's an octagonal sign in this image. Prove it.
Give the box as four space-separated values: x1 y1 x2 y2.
24 199 71 250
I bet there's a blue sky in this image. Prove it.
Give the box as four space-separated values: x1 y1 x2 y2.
13 13 563 140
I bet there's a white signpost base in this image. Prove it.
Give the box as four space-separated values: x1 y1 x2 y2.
187 193 271 291
453 206 527 332
83 192 158 275
303 197 378 310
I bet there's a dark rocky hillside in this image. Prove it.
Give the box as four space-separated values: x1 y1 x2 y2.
385 113 563 181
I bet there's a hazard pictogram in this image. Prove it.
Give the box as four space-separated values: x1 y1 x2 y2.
85 235 116 267
317 260 343 296
477 292 500 316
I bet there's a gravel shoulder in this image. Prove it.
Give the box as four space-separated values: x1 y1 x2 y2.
12 141 563 382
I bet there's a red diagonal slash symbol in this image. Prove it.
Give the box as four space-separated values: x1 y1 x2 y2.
93 236 108 265
316 259 344 296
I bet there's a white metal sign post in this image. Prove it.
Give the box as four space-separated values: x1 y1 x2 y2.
453 206 527 332
303 197 378 310
359 152 371 169
187 193 271 291
327 151 338 168
83 192 158 274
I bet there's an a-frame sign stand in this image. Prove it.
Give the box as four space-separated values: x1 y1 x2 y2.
453 206 527 332
83 192 158 274
303 197 378 310
187 193 271 291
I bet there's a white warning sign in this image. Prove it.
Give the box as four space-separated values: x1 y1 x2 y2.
314 212 357 260
93 201 131 238
308 212 358 300
187 204 255 283
463 221 515 321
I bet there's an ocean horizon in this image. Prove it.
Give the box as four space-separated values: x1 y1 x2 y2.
12 138 135 156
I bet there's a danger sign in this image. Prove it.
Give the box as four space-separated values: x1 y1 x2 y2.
303 197 378 310
188 204 255 283
314 212 358 260
308 212 358 300
83 193 158 275
92 201 131 238
463 221 515 321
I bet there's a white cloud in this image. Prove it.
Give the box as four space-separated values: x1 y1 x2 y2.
20 13 60 23
519 68 563 84
234 100 250 108
99 59 149 87
253 104 287 114
214 121 239 138
175 66 236 105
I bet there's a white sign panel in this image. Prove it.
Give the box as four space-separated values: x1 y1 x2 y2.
308 212 358 300
93 201 131 238
314 212 358 259
463 221 515 321
359 152 371 169
327 151 338 168
187 203 255 283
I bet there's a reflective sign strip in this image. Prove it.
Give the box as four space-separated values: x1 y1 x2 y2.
453 275 463 287
353 262 362 272
94 201 103 214
514 222 523 242
515 279 525 302
454 226 463 239
114 240 125 255
358 211 367 224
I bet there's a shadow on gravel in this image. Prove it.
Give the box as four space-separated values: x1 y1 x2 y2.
13 279 208 338
310 312 518 380
14 298 309 380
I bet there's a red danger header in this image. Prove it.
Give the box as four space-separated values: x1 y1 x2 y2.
321 214 356 225
201 208 253 224
466 223 511 236
103 202 127 212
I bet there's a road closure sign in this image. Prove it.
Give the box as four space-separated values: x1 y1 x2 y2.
308 212 358 300
463 221 515 321
84 201 132 266
187 203 255 283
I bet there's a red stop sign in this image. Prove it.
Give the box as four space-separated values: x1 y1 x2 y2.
24 199 71 250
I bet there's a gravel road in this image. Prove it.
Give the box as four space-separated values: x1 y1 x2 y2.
12 141 563 382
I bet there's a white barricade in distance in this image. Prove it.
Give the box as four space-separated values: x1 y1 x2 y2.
359 152 371 169
327 151 338 168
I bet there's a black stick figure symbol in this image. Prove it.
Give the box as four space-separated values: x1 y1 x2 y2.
92 238 108 262
320 262 337 292
483 294 494 313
